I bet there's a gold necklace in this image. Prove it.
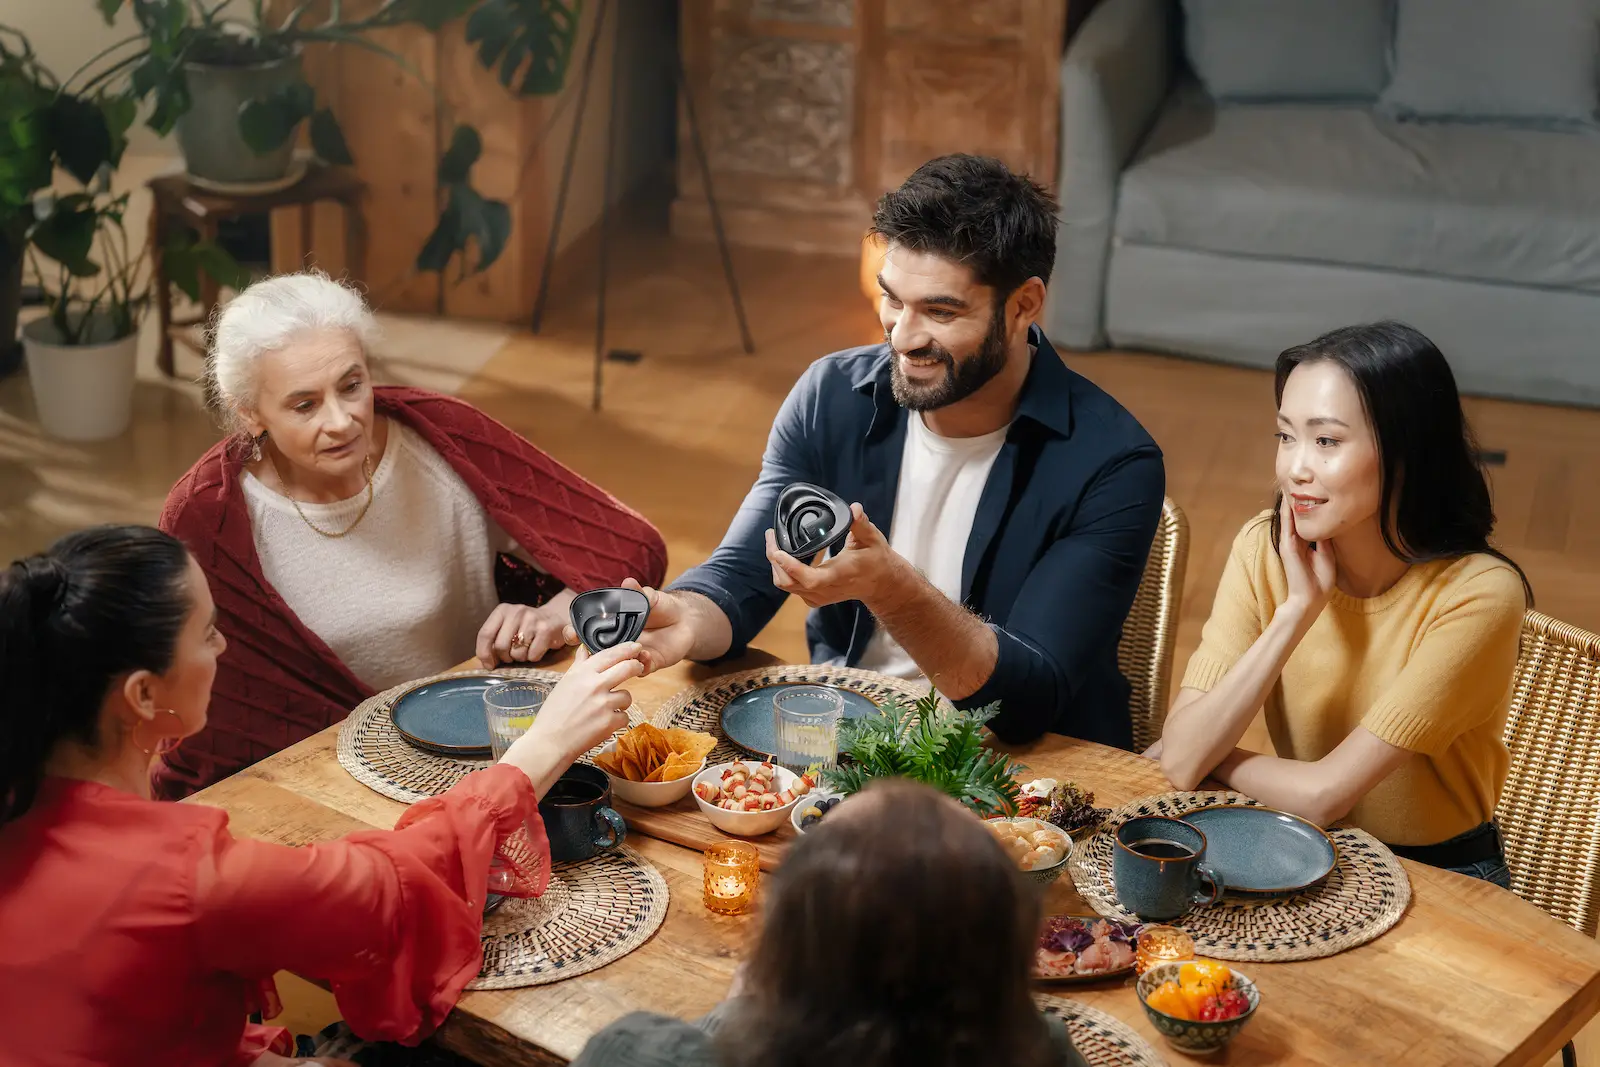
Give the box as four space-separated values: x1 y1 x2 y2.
271 454 376 539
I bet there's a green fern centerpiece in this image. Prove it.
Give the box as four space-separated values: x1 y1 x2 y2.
820 691 1025 817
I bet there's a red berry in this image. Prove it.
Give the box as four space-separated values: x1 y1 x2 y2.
1216 989 1250 1020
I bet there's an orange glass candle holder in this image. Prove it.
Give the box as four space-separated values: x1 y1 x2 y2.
1134 924 1196 975
703 842 760 915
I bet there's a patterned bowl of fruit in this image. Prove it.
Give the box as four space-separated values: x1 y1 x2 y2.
983 816 1074 888
790 790 843 834
1136 959 1259 1054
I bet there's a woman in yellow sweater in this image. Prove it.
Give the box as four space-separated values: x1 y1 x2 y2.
1154 322 1529 886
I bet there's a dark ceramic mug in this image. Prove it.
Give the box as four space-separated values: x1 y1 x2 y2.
540 763 627 863
1113 815 1225 921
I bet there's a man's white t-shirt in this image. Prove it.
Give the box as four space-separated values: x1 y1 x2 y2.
854 411 1010 680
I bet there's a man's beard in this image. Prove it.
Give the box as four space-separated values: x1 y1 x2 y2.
888 302 1010 412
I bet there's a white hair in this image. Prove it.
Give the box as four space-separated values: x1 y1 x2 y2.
206 270 380 436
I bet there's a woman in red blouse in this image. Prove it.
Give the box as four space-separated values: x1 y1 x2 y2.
0 524 646 1066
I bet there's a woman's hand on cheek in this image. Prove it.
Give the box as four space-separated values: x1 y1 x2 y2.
1278 496 1337 616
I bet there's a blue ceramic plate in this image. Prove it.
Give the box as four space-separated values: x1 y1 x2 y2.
390 677 499 758
1183 805 1337 895
719 684 882 758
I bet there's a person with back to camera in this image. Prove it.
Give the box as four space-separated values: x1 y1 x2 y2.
589 154 1165 751
568 778 1091 1067
0 522 648 1065
156 270 667 799
1152 322 1530 887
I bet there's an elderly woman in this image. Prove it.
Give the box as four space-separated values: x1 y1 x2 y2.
156 271 666 799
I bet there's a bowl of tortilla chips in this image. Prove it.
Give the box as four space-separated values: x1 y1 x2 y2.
592 723 718 807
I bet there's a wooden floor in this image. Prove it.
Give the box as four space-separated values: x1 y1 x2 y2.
3 225 1598 1058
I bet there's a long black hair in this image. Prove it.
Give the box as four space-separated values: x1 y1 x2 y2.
1270 321 1532 602
0 525 192 824
716 780 1058 1067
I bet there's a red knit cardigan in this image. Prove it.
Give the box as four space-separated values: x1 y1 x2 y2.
153 386 667 800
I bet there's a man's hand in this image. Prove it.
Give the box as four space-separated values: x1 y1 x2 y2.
562 578 725 674
765 503 909 611
476 588 578 668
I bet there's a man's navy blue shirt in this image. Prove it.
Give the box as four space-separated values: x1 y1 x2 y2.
671 327 1165 749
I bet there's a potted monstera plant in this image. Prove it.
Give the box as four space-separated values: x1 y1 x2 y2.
84 0 581 275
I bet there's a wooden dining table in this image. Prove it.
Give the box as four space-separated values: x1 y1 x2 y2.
190 649 1600 1066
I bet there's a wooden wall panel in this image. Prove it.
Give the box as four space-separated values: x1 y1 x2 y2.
335 17 442 313
435 30 552 321
674 0 1067 256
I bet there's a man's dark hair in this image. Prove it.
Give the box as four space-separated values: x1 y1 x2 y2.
870 154 1059 297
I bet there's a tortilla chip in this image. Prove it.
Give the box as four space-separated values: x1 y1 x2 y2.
637 723 673 778
593 749 623 777
617 733 647 782
659 751 702 781
665 728 717 764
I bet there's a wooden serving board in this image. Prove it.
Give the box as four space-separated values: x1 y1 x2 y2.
614 796 799 871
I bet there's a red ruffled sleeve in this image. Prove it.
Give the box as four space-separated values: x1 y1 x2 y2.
193 764 548 1047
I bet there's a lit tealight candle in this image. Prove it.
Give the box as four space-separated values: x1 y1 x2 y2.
703 842 760 915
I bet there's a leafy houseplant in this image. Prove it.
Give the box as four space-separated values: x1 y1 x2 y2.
87 0 583 276
821 691 1028 818
0 26 245 436
22 166 246 440
0 29 136 372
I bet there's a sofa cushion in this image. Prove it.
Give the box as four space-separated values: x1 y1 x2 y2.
1380 0 1600 126
1182 0 1391 102
1115 92 1600 292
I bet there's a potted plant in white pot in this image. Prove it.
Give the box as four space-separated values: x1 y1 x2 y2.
23 171 246 442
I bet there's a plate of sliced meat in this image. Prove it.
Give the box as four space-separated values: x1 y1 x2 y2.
1034 915 1140 984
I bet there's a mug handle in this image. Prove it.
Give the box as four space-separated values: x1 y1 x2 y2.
1191 862 1225 908
592 806 627 851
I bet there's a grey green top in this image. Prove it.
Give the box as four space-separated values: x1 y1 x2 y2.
570 998 1090 1067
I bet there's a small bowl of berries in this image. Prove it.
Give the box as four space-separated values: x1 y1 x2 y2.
1136 959 1259 1055
692 759 819 837
791 790 843 834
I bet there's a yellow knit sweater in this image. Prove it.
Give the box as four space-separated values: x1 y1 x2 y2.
1181 512 1527 846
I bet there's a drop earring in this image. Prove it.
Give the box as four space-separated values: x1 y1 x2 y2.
250 430 268 462
131 710 185 757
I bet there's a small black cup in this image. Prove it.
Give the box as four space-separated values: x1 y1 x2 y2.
539 763 627 864
1113 815 1225 921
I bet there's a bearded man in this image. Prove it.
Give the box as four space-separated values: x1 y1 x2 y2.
619 154 1164 748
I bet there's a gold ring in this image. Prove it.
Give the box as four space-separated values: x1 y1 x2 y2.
510 632 529 649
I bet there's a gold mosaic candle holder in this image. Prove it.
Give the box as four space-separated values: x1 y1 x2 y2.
1135 924 1196 975
703 841 760 915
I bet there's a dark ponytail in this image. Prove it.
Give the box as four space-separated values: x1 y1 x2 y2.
1 525 192 824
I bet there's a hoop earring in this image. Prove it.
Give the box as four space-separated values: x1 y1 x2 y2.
132 710 185 758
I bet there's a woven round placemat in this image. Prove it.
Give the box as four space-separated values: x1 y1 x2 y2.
1036 996 1168 1067
337 667 646 804
469 842 669 989
652 664 938 765
1069 791 1411 962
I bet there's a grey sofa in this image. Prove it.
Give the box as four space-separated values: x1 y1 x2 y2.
1049 0 1600 408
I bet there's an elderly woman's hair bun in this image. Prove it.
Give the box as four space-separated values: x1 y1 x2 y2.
205 270 379 436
